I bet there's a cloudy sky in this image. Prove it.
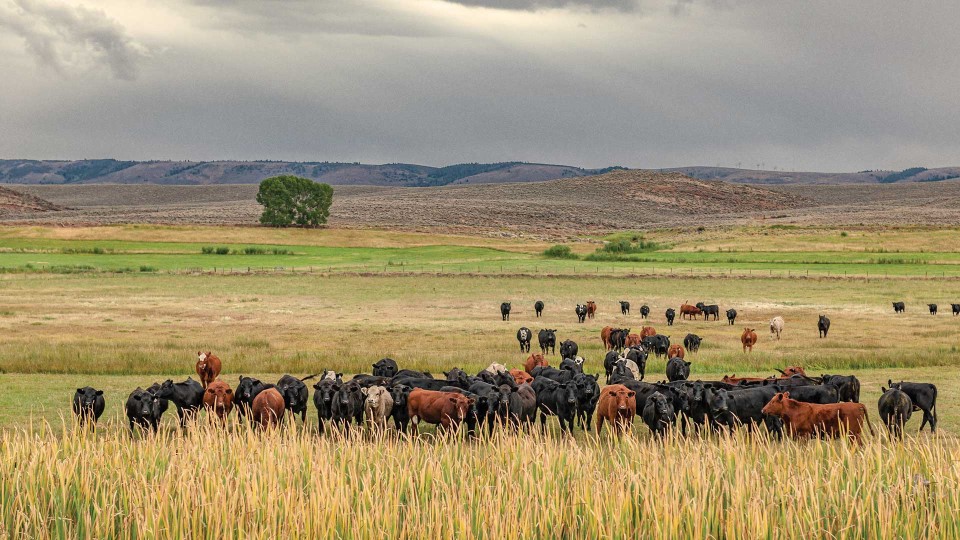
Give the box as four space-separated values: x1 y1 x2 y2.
1 0 957 171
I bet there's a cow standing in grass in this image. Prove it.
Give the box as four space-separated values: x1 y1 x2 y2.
818 315 831 338
517 327 532 353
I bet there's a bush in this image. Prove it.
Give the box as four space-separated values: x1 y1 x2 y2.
598 236 660 254
202 247 230 255
256 175 333 228
543 245 578 259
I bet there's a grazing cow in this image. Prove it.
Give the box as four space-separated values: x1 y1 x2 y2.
679 303 702 320
667 344 685 360
508 383 538 429
600 326 615 349
640 305 650 318
741 328 758 352
372 358 399 378
586 301 597 319
928 303 937 315
683 334 702 353
532 377 579 433
640 326 657 339
72 387 105 427
407 389 475 434
517 327 532 353
665 308 676 326
501 302 512 321
620 301 631 315
892 302 905 313
642 392 675 438
596 384 636 436
666 358 691 382
154 377 204 427
125 388 163 433
818 315 831 338
820 374 861 403
389 385 413 433
952 303 960 316
559 356 585 374
761 392 873 442
524 353 548 374
889 380 938 432
252 387 285 429
769 316 785 340
726 309 737 325
362 386 394 430
878 386 912 439
195 352 222 389
624 333 642 348
575 304 587 323
331 381 366 431
311 378 339 433
509 369 534 385
277 374 318 424
534 300 544 317
696 303 720 321
203 380 234 422
559 339 579 360
538 329 557 355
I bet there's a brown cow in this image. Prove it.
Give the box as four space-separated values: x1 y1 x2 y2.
596 384 637 437
196 352 222 389
509 369 534 385
722 366 808 385
639 326 657 339
586 301 597 319
762 392 874 443
779 366 807 377
741 328 758 352
624 333 642 348
667 344 685 359
203 379 234 422
252 387 285 428
679 303 702 320
523 353 548 374
407 389 476 434
600 326 614 349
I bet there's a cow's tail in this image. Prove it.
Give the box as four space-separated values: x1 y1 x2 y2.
300 373 321 382
862 406 875 437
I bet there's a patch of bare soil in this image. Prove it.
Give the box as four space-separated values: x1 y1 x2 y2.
0 186 64 214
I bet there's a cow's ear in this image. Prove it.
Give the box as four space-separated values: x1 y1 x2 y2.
350 385 361 393
95 390 104 396
239 375 244 381
881 387 887 393
466 398 476 405
226 388 233 395
783 392 790 399
76 388 84 394
627 391 636 398
361 388 369 396
685 362 691 367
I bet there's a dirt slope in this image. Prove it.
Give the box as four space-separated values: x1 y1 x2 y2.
0 186 64 214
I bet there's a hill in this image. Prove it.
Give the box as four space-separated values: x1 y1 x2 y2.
665 166 960 185
0 159 621 187
0 186 63 214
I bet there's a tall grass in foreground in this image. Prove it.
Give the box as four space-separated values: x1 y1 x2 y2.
0 420 957 539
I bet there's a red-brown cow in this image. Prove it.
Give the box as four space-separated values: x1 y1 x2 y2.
523 353 548 374
679 303 702 320
509 369 534 385
722 366 808 385
586 301 597 319
196 352 222 389
741 328 758 352
624 333 642 348
639 326 657 339
600 326 614 350
252 387 285 428
407 389 475 434
761 392 874 443
667 344 685 360
596 384 637 437
203 379 234 422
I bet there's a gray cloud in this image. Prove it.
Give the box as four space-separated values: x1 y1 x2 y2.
440 0 638 11
0 0 148 80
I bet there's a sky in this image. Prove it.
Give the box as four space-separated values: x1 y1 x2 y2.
1 0 958 171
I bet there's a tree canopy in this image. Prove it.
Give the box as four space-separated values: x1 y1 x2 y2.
256 175 333 227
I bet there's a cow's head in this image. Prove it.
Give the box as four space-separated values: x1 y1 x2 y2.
614 387 636 411
74 387 103 411
761 392 790 416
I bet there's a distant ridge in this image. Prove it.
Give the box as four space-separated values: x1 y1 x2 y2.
663 166 960 185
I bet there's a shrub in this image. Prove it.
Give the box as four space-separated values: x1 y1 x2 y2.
543 245 578 259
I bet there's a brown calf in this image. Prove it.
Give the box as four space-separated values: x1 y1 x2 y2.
741 328 758 352
596 384 637 437
586 301 597 319
196 352 222 389
407 389 475 434
761 392 874 442
509 369 534 385
252 387 285 428
203 379 234 421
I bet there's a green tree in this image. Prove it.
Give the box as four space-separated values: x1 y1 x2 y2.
256 175 333 227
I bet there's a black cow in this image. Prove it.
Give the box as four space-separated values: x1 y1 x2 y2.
642 392 675 438
501 302 512 321
620 301 631 315
929 303 938 315
666 358 691 382
878 386 913 439
726 308 738 325
237 376 271 420
372 358 399 377
708 386 779 433
392 369 430 381
532 366 575 383
559 356 584 374
72 387 105 427
389 384 413 433
892 302 905 313
820 374 861 403
575 304 587 323
125 387 163 433
696 303 720 321
443 367 472 385
611 328 630 351
638 305 649 319
331 381 365 432
643 334 670 358
665 308 676 326
532 377 579 433
277 374 318 423
508 383 537 429
680 381 715 428
399 377 471 391
889 380 938 432
350 374 393 388
683 333 702 353
534 300 544 317
517 327 532 353
538 329 557 355
559 339 579 359
153 377 204 427
311 378 339 433
818 315 831 338
773 384 838 404
145 383 170 419
468 381 512 435
624 346 648 381
603 350 621 383
573 373 601 431
952 303 960 316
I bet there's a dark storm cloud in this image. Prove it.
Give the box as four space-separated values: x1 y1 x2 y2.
440 0 638 11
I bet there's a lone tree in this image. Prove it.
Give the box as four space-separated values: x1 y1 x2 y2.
256 175 333 227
